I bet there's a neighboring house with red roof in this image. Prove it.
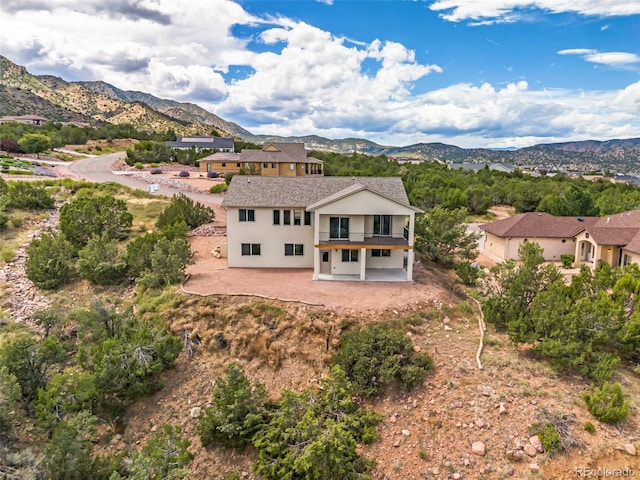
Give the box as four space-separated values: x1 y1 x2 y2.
480 210 640 268
481 212 595 263
574 210 640 269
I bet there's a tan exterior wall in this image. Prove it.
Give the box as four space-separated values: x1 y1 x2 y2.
574 232 598 268
204 161 322 176
277 162 298 176
199 161 244 173
622 250 640 266
503 237 575 261
226 207 314 268
483 233 507 259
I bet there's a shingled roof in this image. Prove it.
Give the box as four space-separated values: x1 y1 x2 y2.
221 176 415 209
481 212 597 238
239 143 323 164
586 210 640 252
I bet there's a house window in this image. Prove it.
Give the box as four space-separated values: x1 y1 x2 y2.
271 163 276 168
372 249 391 257
283 210 291 225
239 209 255 222
341 249 358 262
294 210 302 225
373 215 392 236
304 211 311 226
624 254 632 266
330 217 349 239
241 243 261 256
273 210 280 225
285 244 304 256
221 162 226 167
289 163 295 171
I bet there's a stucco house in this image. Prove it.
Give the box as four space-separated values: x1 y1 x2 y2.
480 210 640 268
574 210 640 268
198 142 323 177
221 176 422 281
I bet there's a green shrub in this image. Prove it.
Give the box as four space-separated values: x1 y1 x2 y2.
561 254 575 268
134 162 144 169
583 382 630 425
197 363 269 449
529 422 562 457
138 236 191 288
125 232 160 277
7 181 54 209
156 193 214 229
77 233 127 285
583 421 595 433
59 195 133 248
253 366 380 480
332 322 433 398
129 424 192 480
10 216 23 228
209 183 228 194
455 261 481 285
25 232 77 289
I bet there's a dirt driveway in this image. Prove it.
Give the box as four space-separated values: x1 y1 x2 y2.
184 236 452 313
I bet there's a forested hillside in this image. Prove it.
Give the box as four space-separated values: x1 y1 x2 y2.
315 151 640 217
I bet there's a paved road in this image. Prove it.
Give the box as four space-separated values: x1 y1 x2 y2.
68 152 222 207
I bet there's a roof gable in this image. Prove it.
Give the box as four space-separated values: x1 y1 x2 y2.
306 183 422 212
221 176 417 210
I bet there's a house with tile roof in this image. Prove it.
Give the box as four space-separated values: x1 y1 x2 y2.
221 176 422 281
480 210 640 268
198 142 323 177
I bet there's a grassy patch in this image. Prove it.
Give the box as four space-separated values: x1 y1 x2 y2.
0 210 39 266
125 197 171 232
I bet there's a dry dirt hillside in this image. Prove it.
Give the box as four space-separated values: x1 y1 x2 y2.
110 282 639 480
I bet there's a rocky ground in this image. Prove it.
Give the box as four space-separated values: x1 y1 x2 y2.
0 206 59 331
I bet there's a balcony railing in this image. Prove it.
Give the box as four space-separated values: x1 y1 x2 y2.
318 231 409 246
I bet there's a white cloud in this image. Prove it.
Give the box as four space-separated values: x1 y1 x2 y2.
1 0 640 148
430 0 640 22
584 52 640 65
558 48 597 56
558 48 640 66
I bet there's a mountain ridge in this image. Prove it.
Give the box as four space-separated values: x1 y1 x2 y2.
2 55 640 172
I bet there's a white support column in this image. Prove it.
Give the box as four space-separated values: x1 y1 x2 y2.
313 211 321 280
360 247 366 280
407 212 416 281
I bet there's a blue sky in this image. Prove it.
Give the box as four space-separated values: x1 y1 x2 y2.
1 0 640 148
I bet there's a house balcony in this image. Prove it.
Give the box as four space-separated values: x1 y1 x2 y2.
316 231 410 249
